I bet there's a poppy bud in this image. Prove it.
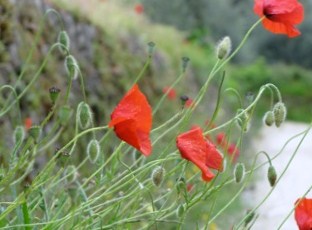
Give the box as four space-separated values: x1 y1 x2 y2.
58 106 73 126
87 139 100 164
234 163 245 183
65 55 79 80
176 204 185 218
57 30 70 54
263 111 275 126
64 165 78 184
236 109 249 132
147 41 155 57
244 210 256 227
77 102 93 129
182 57 190 72
13 126 25 144
28 126 41 143
176 177 186 194
268 165 277 187
273 102 287 127
49 86 61 104
216 36 231 60
151 166 165 187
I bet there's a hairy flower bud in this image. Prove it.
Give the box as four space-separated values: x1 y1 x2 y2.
65 55 79 80
57 30 70 54
28 126 41 143
151 166 165 187
273 102 287 127
58 106 73 126
87 139 100 164
64 165 78 184
216 36 231 60
77 102 93 129
234 163 245 183
263 111 275 126
176 204 185 218
268 165 277 187
236 109 250 132
13 126 25 144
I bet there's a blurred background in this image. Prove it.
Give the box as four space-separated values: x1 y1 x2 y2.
1 0 312 229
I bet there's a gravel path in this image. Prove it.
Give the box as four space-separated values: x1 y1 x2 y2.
245 121 312 229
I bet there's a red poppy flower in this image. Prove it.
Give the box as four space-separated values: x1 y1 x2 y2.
134 4 144 14
216 132 228 148
254 0 304 38
295 198 312 230
109 84 152 156
185 98 194 108
162 86 177 100
227 143 240 162
176 126 223 182
24 117 32 130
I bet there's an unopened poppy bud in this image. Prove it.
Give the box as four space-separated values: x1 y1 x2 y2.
236 109 249 132
13 126 25 144
65 55 79 80
268 165 277 187
216 36 231 60
176 177 186 194
147 41 155 57
263 111 275 126
49 86 61 104
176 204 185 218
58 106 73 126
151 166 165 187
182 57 190 72
234 163 245 183
28 126 41 143
57 30 70 54
273 102 287 127
64 165 78 184
87 139 100 164
77 102 93 129
244 210 256 227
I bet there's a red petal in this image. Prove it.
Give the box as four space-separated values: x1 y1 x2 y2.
109 84 152 155
206 141 223 171
295 198 312 230
262 19 301 37
176 126 218 182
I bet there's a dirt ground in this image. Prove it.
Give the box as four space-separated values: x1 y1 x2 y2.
244 121 312 229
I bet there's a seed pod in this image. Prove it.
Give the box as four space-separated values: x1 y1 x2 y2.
49 86 61 104
273 102 287 127
151 166 165 187
216 36 232 60
263 111 275 126
268 165 277 187
87 139 100 164
77 102 93 129
234 163 245 183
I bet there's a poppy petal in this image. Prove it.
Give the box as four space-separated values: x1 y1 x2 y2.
295 198 312 230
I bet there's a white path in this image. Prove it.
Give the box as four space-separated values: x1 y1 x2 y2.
245 121 312 229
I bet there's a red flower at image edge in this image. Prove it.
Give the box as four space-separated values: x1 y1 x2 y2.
176 126 223 182
295 198 312 230
109 84 152 156
254 0 304 38
162 86 177 100
134 4 144 14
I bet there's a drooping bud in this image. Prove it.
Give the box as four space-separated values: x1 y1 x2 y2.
13 126 25 144
58 106 73 126
263 111 275 126
236 109 250 132
216 36 231 60
87 139 100 164
151 166 165 187
267 165 277 187
28 126 41 143
273 102 287 127
147 41 155 57
176 177 186 194
77 102 93 129
57 30 70 54
234 163 245 183
64 165 78 184
49 86 61 104
182 57 190 72
65 55 79 80
176 204 185 218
